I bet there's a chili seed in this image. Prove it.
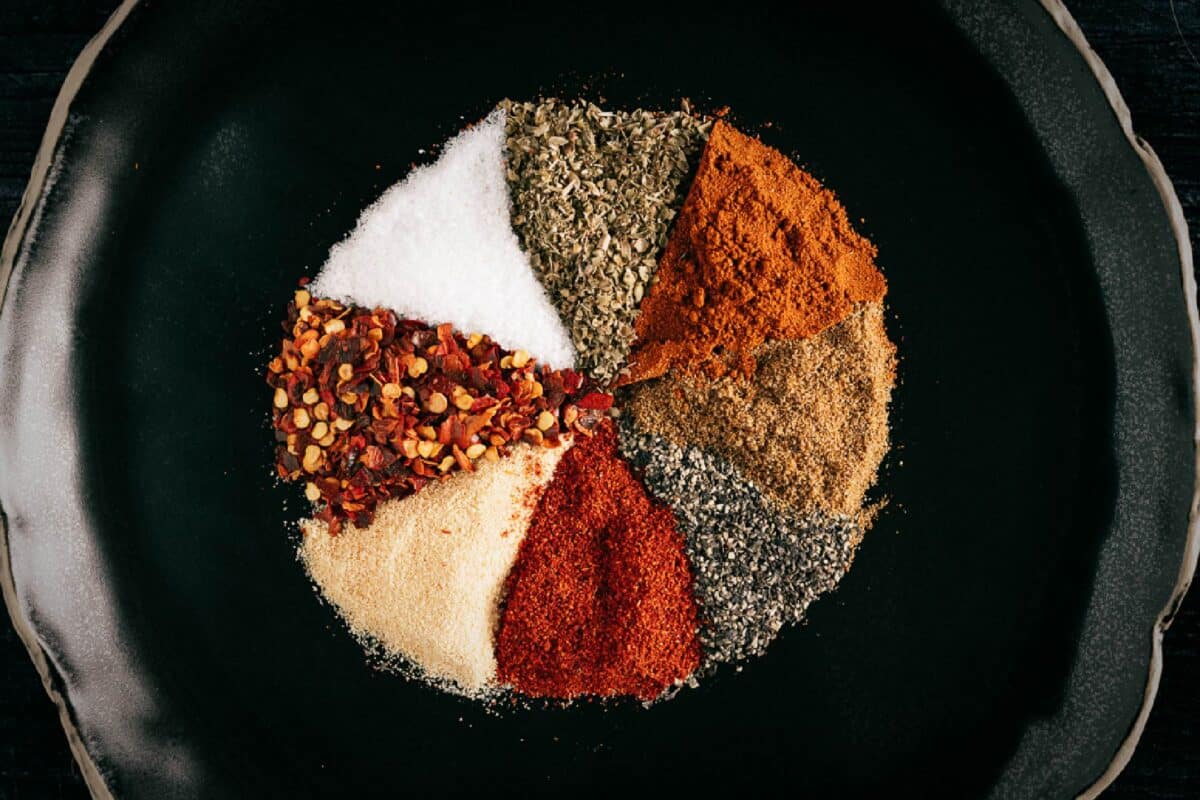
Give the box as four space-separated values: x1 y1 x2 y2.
302 445 323 472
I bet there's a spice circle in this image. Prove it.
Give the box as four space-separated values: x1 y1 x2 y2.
265 99 896 703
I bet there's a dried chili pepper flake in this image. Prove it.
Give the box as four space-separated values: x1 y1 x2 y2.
266 295 600 529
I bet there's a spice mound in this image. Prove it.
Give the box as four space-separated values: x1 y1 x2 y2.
503 99 710 383
301 444 569 694
266 99 898 705
496 421 701 700
625 304 896 517
624 119 886 383
266 292 607 534
618 418 863 667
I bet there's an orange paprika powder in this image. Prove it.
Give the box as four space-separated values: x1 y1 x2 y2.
625 120 887 383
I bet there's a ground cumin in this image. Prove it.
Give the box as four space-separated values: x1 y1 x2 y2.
625 120 886 383
625 304 895 517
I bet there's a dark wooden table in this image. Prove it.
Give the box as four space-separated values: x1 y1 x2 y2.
1 1 1197 797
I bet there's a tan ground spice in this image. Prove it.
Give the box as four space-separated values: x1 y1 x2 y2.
625 303 895 517
624 120 887 384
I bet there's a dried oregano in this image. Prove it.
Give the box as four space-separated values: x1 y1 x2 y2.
500 98 711 383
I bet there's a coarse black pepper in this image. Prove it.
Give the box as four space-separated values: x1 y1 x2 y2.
618 417 863 669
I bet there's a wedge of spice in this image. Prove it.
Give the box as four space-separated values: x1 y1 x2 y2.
300 443 570 695
618 417 864 668
267 289 609 533
308 109 576 370
496 420 701 700
502 98 710 383
624 303 895 517
624 120 887 383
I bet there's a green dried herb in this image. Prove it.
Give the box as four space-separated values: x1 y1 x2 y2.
501 98 711 383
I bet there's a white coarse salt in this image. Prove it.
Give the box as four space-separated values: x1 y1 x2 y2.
298 442 570 694
309 109 575 369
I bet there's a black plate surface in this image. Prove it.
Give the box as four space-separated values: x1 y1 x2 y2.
0 2 1194 798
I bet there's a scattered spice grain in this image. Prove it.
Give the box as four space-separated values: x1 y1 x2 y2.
625 120 887 383
495 421 701 700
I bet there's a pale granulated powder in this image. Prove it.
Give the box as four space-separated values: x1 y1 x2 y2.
309 109 575 369
299 442 570 694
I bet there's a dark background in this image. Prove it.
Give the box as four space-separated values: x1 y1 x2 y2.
0 1 1195 798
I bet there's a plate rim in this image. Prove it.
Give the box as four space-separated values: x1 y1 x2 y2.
1033 1 1200 797
0 2 1194 797
0 4 140 797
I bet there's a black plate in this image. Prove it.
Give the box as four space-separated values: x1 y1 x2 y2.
1 2 1195 797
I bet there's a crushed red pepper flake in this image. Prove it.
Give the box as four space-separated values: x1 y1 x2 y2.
266 289 609 534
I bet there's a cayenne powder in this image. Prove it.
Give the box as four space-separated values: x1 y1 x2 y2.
495 421 701 700
624 120 887 383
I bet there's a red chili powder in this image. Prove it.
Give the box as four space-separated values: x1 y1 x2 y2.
495 422 701 700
